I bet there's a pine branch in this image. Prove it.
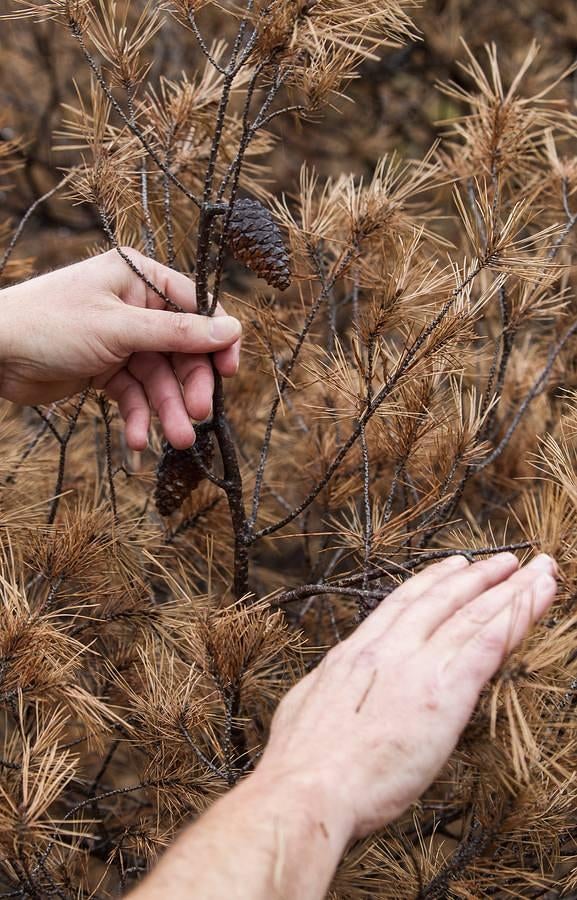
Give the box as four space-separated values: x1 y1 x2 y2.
249 244 360 528
252 262 485 539
69 22 202 210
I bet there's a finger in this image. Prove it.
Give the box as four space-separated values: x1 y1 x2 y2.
113 308 242 357
111 249 199 313
445 564 557 687
214 335 241 377
112 249 233 318
128 352 195 450
108 252 243 372
173 353 215 422
395 552 520 643
350 555 472 643
432 554 556 653
212 304 241 377
105 369 150 451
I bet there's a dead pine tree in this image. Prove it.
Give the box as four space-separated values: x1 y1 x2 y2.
2 0 577 896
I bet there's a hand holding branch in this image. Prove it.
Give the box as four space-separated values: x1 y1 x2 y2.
0 249 242 450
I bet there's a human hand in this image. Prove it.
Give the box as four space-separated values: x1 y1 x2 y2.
257 552 558 840
0 249 242 450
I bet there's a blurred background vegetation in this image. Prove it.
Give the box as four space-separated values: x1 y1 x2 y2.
2 0 576 274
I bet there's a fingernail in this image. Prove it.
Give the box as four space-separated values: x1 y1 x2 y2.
191 412 212 426
527 553 557 575
210 317 242 341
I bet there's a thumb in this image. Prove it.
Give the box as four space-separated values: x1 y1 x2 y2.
116 308 242 355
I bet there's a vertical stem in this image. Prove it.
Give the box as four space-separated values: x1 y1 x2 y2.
249 246 357 528
127 83 155 258
47 390 88 525
209 62 275 316
195 69 238 313
359 422 372 602
163 131 176 268
481 283 514 441
140 156 155 258
212 375 250 599
357 275 372 610
97 393 118 525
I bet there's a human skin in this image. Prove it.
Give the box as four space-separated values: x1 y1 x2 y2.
0 252 558 898
0 249 242 450
131 552 557 900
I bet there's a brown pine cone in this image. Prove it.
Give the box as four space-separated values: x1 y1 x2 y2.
225 197 291 291
155 425 214 517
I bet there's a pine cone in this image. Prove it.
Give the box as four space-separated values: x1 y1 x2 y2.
154 426 214 517
225 198 291 291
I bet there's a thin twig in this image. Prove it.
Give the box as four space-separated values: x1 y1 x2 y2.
250 245 359 528
47 389 89 524
98 207 184 312
127 82 156 257
97 394 118 525
0 172 74 278
477 317 577 472
177 717 228 780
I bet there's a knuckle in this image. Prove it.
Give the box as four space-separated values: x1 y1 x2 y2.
352 644 380 670
170 313 190 336
118 245 141 261
460 605 491 628
471 628 504 657
420 586 444 606
156 395 174 417
321 644 343 668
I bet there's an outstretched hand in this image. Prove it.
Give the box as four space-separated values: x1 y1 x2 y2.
133 551 558 900
0 249 242 450
257 551 558 838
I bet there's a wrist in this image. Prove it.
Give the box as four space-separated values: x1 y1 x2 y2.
227 762 353 900
250 754 355 854
136 757 355 900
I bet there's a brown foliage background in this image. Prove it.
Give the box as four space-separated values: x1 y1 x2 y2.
2 0 577 896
